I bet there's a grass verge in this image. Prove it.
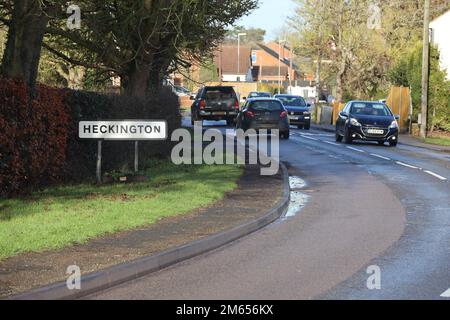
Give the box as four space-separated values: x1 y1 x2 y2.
0 160 242 260
424 136 450 146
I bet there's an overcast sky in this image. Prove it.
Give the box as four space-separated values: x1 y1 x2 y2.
237 0 297 41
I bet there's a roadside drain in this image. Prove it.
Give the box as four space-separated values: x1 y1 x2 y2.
283 176 310 220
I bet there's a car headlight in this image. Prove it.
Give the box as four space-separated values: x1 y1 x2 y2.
349 118 361 127
389 120 399 129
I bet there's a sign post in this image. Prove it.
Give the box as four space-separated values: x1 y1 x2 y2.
134 141 139 173
96 141 102 185
79 120 168 184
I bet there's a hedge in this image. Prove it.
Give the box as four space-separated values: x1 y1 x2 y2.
0 78 181 197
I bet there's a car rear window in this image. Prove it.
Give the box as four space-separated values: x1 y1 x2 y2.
249 101 284 112
351 103 391 116
204 88 235 100
249 92 271 98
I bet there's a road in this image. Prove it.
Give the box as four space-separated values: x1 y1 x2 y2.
89 120 450 300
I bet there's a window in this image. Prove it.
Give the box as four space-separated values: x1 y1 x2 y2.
277 96 307 107
249 101 283 111
350 103 391 116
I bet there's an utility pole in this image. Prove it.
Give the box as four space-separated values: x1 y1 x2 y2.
237 33 247 82
278 39 286 94
420 0 430 139
316 0 324 104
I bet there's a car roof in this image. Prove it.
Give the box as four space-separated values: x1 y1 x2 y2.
246 97 282 102
204 86 234 89
275 94 304 98
348 100 386 104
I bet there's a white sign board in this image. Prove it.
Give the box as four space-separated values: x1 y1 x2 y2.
79 121 167 140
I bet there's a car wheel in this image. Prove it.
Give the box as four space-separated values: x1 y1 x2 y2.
304 124 310 130
281 131 290 140
389 141 398 147
297 125 303 129
344 128 353 144
336 132 343 142
226 119 234 127
378 141 385 146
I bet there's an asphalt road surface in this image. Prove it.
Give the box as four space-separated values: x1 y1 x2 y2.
90 120 450 300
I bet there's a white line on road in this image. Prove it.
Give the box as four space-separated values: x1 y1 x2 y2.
424 170 448 181
441 288 450 298
323 141 340 146
346 146 365 153
299 135 319 141
370 153 391 161
396 161 420 170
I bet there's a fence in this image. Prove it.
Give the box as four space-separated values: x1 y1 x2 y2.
386 86 411 130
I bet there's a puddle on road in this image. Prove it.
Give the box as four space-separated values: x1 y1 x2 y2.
289 176 307 189
283 176 310 220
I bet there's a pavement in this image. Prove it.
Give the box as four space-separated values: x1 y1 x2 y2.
0 164 285 298
88 121 450 300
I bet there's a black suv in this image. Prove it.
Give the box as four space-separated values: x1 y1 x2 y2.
190 86 240 126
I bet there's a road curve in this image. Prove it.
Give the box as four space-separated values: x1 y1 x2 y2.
85 124 450 300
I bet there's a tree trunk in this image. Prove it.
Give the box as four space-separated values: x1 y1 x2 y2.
336 59 346 103
1 0 50 89
123 63 151 97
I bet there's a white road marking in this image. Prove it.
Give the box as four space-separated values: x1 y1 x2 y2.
396 161 420 170
370 153 391 161
424 170 448 181
323 141 340 146
441 288 450 298
299 135 319 141
346 146 365 153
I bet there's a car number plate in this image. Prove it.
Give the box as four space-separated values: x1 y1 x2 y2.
367 129 384 135
214 112 226 115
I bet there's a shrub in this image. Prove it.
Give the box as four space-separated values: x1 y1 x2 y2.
0 78 70 197
64 88 182 181
0 78 182 197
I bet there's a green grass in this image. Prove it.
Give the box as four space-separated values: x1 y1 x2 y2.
424 136 450 146
0 161 242 260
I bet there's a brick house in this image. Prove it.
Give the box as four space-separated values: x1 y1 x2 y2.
250 42 300 83
213 45 253 82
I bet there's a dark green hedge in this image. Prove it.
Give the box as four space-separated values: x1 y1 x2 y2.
0 77 181 197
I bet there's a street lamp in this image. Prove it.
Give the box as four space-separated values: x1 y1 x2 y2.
237 33 247 82
278 39 286 94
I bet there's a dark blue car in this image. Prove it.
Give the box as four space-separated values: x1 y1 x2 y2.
274 95 312 130
335 101 400 147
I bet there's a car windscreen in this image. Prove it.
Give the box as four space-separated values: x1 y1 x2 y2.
277 96 307 107
204 88 235 100
350 103 391 116
249 101 283 112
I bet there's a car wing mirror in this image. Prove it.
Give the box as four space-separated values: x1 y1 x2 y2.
339 111 348 118
190 95 196 100
394 114 400 120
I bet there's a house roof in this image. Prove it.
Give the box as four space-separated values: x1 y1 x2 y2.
256 43 300 71
214 45 252 75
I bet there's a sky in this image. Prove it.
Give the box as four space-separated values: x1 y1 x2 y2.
237 0 297 41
